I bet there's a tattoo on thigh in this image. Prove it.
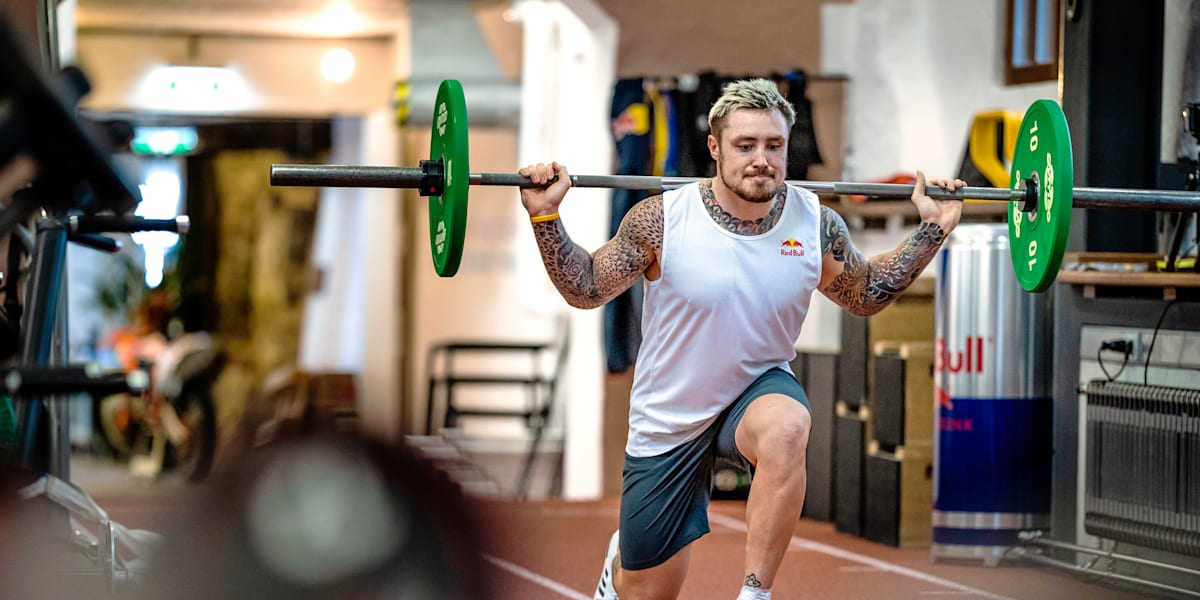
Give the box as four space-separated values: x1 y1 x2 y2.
745 573 762 588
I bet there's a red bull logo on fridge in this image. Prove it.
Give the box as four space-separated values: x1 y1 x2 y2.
936 385 974 431
935 335 994 432
935 335 993 374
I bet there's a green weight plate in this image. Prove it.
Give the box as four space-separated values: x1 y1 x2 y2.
429 80 470 277
1008 99 1073 293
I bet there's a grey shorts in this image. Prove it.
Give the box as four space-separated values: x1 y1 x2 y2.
618 367 810 570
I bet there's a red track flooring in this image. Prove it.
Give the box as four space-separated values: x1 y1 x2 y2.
67 455 1171 600
477 499 1162 600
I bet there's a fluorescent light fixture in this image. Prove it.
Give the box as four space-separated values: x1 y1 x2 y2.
140 65 249 113
318 1 359 35
131 126 199 155
320 48 356 83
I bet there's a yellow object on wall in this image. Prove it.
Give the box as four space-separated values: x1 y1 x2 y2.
969 110 1025 189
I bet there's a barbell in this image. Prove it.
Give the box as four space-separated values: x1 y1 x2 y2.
270 79 1200 292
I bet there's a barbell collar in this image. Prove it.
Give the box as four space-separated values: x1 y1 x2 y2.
1019 176 1039 214
418 159 444 196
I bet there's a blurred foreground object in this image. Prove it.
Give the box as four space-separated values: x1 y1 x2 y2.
134 432 493 599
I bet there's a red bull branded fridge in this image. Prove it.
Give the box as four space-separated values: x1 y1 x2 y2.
932 224 1053 565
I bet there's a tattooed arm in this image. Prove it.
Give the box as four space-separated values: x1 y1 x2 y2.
818 207 945 316
532 196 661 309
818 172 964 316
520 161 662 309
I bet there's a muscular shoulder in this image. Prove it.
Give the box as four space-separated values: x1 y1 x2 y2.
617 194 664 252
819 205 852 259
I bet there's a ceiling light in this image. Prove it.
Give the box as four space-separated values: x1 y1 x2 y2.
321 48 356 83
318 1 359 35
139 65 249 113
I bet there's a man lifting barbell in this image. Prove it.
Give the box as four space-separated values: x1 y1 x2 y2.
269 76 1200 598
272 81 1200 292
517 78 965 600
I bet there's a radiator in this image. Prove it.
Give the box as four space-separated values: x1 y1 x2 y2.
1083 380 1200 557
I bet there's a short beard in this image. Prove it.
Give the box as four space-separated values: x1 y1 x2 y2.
717 157 782 204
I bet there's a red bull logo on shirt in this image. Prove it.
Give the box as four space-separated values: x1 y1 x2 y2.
779 238 805 257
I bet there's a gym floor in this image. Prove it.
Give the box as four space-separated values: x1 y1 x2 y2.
72 455 1166 600
477 499 1158 600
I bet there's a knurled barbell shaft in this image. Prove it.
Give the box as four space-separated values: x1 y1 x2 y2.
270 164 1200 211
271 164 1020 201
1070 187 1200 212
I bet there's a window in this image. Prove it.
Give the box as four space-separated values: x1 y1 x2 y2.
1005 0 1061 85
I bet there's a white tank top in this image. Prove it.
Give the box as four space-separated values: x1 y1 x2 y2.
626 182 823 457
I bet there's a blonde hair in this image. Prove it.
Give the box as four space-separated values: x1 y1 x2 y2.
707 78 796 140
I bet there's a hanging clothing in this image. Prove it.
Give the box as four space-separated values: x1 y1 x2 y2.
668 83 703 177
606 78 652 373
781 71 823 180
646 83 673 178
683 72 728 178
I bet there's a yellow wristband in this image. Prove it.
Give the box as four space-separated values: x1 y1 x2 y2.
530 213 560 224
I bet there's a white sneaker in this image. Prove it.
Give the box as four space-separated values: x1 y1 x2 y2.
593 530 620 599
